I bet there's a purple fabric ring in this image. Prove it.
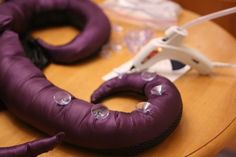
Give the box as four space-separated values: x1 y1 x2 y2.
0 31 182 153
0 0 111 63
0 0 182 155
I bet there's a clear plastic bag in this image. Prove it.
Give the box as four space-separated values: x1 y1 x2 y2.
101 0 182 30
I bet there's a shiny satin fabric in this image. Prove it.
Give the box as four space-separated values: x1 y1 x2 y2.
0 0 111 63
0 0 182 155
0 132 64 157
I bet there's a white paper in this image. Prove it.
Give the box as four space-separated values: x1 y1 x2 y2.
103 59 190 82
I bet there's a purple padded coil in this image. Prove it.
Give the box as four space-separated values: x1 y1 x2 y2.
0 0 182 155
0 0 111 63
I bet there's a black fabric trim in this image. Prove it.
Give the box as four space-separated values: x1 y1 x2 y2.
21 35 50 69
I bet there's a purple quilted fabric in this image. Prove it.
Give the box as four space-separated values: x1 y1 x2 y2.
0 0 182 155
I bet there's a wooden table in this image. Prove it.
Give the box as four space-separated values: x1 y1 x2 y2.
0 3 236 157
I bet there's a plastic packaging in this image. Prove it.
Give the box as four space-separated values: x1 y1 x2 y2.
101 0 182 30
124 28 155 53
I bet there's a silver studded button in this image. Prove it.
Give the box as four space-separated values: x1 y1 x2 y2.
151 85 165 96
136 102 152 114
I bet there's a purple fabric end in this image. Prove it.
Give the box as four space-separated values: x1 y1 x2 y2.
0 132 64 157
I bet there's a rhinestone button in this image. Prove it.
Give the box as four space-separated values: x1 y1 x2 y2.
91 105 110 120
141 71 156 81
53 91 72 106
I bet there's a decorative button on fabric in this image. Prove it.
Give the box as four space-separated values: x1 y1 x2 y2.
136 102 152 114
151 85 165 96
53 91 72 106
91 104 110 120
141 71 156 81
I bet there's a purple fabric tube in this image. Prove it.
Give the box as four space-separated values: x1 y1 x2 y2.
0 0 182 155
0 132 64 157
0 0 111 63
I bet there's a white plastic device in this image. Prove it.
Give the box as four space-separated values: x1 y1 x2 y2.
130 7 236 75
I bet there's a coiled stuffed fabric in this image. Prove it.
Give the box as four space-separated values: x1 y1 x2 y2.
0 0 182 155
0 0 111 63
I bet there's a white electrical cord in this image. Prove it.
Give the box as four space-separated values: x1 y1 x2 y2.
180 7 236 69
213 62 236 68
165 7 236 41
180 7 236 29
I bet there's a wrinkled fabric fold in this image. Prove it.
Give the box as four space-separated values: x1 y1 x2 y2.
0 132 64 157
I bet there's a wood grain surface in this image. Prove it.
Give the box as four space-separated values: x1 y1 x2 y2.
0 1 236 157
